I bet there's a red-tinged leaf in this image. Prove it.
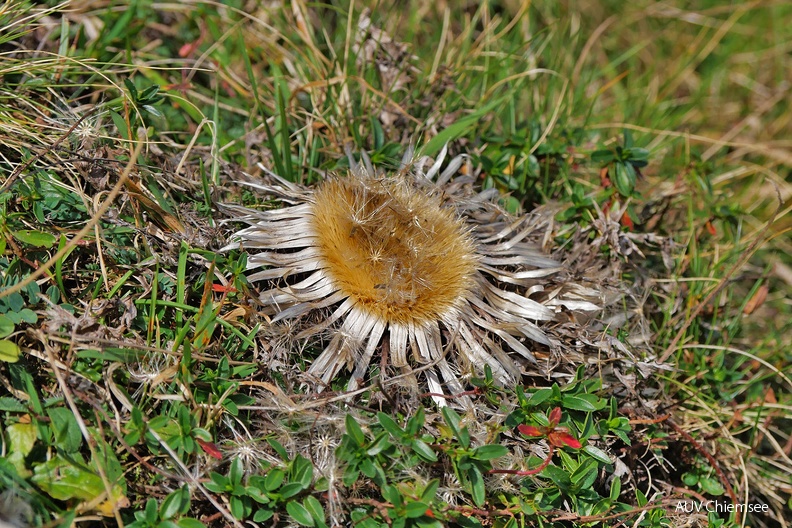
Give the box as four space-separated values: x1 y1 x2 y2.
743 284 768 315
212 283 237 293
548 407 562 427
621 210 634 231
548 431 581 449
197 439 223 459
163 81 193 92
705 220 716 236
517 424 544 437
179 41 200 58
599 166 611 187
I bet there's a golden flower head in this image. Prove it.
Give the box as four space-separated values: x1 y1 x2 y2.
223 147 598 400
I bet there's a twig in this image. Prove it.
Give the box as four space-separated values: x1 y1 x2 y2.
419 387 481 400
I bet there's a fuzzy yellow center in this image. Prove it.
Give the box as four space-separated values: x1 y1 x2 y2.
311 176 478 325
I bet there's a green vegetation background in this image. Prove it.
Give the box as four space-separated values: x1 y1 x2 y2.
0 1 789 527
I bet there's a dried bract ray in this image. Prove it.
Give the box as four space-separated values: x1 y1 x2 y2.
222 149 597 401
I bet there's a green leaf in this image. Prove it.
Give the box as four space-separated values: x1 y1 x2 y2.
366 432 392 457
229 495 245 520
613 428 631 445
561 394 604 411
454 516 484 528
612 162 636 196
345 414 366 446
160 486 190 520
359 458 378 479
144 498 158 524
381 484 402 507
627 147 649 161
0 340 20 363
681 472 698 486
635 488 648 507
303 495 326 526
142 104 163 117
290 455 314 489
591 149 615 163
0 397 26 412
6 422 37 474
286 501 315 527
253 509 275 522
458 426 470 449
139 84 161 101
370 116 384 149
441 407 461 439
279 482 305 499
124 78 138 100
51 509 77 528
205 472 229 493
406 407 425 436
17 308 37 324
12 229 56 247
502 518 518 528
177 518 206 528
500 195 521 215
411 439 437 462
472 444 508 461
267 438 289 460
0 314 14 339
540 464 571 486
9 363 42 416
222 399 238 416
229 458 243 486
583 445 612 465
570 459 598 488
6 293 24 313
421 479 440 504
421 97 505 157
32 455 125 510
245 479 269 504
405 501 430 519
47 407 83 453
263 468 285 491
526 388 553 406
699 477 725 496
610 476 621 500
377 412 404 439
76 348 141 363
109 110 129 140
623 129 634 149
469 465 485 507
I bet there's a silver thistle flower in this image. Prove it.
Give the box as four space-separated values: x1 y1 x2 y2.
222 147 597 399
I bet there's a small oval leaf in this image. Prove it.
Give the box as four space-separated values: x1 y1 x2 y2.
0 340 20 363
286 501 315 527
0 315 14 339
13 229 56 248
